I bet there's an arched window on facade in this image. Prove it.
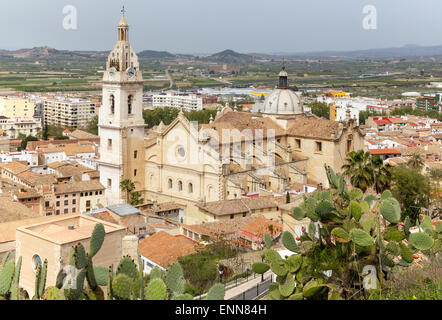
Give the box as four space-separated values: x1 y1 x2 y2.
188 183 193 193
110 95 115 114
178 180 183 191
168 179 173 189
128 95 133 114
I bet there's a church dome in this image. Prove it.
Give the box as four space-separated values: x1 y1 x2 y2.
261 66 303 115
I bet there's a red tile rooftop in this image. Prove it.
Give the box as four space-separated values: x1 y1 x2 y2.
369 148 401 155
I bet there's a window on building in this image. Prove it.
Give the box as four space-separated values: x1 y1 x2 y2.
134 150 138 159
243 213 247 217
128 95 133 114
108 139 112 150
110 95 115 114
64 208 68 214
72 199 76 205
108 179 112 188
178 180 183 191
45 201 50 208
56 201 60 207
347 139 353 153
65 194 68 198
188 183 193 193
315 141 322 152
296 139 301 149
72 208 76 213
168 179 173 189
134 169 137 177
64 200 68 206
56 210 60 215
86 200 91 208
230 214 234 219
56 195 60 199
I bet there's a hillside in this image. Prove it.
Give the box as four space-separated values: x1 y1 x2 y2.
205 49 254 64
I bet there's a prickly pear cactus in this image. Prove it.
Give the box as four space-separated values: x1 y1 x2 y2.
252 165 440 300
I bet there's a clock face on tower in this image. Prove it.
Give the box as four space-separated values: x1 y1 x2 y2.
128 68 135 77
109 67 115 77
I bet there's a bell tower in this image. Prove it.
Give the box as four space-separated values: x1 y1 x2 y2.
98 10 145 205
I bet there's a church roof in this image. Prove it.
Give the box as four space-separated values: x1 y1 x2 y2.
286 118 341 140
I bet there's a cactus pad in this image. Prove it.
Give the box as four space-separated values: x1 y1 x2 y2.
279 276 295 297
164 262 185 294
380 200 401 224
408 232 434 251
350 229 374 247
74 243 87 269
145 278 167 300
205 283 225 300
116 256 138 280
263 233 272 249
112 274 132 300
331 227 350 243
291 207 305 220
281 231 300 253
90 223 105 258
349 188 363 201
252 262 270 274
0 259 15 296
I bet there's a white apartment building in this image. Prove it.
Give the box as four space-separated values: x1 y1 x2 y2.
152 92 203 111
43 97 96 128
0 116 42 138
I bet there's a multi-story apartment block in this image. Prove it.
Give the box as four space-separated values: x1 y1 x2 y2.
152 91 203 111
0 96 35 119
43 98 96 128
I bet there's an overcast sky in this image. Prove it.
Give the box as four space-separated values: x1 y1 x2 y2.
2 0 442 54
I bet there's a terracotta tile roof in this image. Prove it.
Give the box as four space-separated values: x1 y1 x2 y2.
138 231 197 268
69 130 99 140
89 210 119 224
182 215 261 237
286 118 341 140
0 194 40 224
17 172 57 187
0 161 30 175
200 111 286 138
53 180 104 195
154 202 183 213
369 148 401 155
195 195 279 216
240 216 282 239
120 215 156 235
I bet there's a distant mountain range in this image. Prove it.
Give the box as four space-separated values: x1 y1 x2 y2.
2 44 442 61
288 44 442 58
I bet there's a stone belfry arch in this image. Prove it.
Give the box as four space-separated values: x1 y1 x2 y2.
97 10 146 205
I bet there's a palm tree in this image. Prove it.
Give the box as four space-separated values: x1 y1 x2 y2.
120 179 135 204
371 155 392 194
341 150 374 193
407 153 424 170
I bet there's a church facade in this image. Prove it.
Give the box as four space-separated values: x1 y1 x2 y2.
98 15 365 222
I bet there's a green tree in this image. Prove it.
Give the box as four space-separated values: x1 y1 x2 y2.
120 179 135 204
407 153 424 170
341 150 374 193
130 191 144 206
341 150 392 194
308 101 330 119
391 166 430 223
86 116 98 135
19 135 38 151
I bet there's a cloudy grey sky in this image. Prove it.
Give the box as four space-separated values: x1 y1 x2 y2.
2 0 442 54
